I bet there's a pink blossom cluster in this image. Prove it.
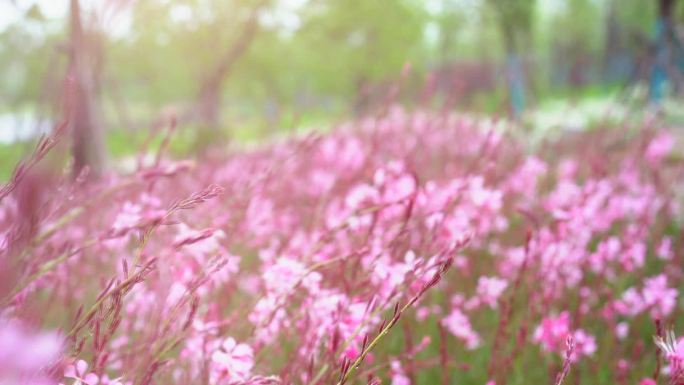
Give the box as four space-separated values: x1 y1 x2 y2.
0 318 62 385
532 311 596 361
0 109 682 384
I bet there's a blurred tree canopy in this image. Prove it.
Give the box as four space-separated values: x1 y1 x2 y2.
1 0 683 143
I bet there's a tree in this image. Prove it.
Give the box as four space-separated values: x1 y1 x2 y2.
547 0 602 88
650 0 683 103
68 0 106 178
486 0 535 118
297 0 427 116
123 0 271 135
194 0 268 131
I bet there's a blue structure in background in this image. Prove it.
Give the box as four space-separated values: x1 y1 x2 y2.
650 18 669 104
650 14 684 104
506 53 526 119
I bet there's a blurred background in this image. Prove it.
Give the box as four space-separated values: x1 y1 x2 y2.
0 0 682 180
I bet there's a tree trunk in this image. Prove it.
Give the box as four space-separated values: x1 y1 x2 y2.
197 83 221 130
501 20 526 119
650 0 678 103
602 1 623 83
194 2 264 132
353 75 372 117
489 0 532 119
69 0 106 178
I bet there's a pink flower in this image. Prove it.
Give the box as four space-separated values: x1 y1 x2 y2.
390 360 410 385
110 202 142 234
642 275 678 318
442 308 480 349
533 312 595 361
645 131 675 165
211 338 255 382
345 184 379 210
654 330 684 383
474 276 508 309
262 257 320 296
571 329 596 357
617 275 678 319
533 312 571 353
0 319 62 382
64 360 99 385
657 237 673 260
507 156 547 195
416 307 431 321
615 322 629 340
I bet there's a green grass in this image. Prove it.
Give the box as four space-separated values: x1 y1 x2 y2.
0 142 30 181
1 86 681 183
0 106 342 182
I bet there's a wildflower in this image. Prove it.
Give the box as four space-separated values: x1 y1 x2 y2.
645 131 675 165
616 274 678 319
654 330 684 383
211 338 255 382
533 312 595 361
533 312 571 353
262 257 321 296
571 330 596 357
64 360 99 385
615 322 629 340
657 237 673 261
442 308 480 349
390 360 410 385
0 319 62 383
473 276 508 309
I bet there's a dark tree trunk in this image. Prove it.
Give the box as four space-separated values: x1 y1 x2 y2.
69 0 106 178
650 0 679 102
660 0 676 22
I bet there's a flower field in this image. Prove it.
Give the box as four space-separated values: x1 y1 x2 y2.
1 109 683 385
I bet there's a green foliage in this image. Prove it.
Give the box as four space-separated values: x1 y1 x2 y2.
296 0 427 95
0 0 668 121
0 142 27 181
486 0 536 53
0 0 678 166
0 22 64 109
